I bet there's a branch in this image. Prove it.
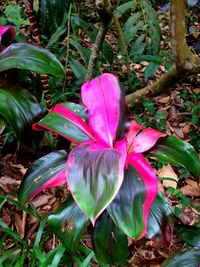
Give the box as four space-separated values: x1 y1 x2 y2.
84 24 107 81
84 0 113 81
126 0 200 107
126 65 180 107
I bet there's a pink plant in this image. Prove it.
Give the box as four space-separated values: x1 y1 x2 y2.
32 73 166 238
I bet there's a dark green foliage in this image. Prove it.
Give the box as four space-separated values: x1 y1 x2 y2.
162 248 200 267
0 88 43 152
92 211 128 265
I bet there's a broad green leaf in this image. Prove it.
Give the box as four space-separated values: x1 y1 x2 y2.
92 211 128 265
69 58 86 80
0 88 43 151
144 62 160 82
107 164 146 239
0 221 27 247
140 0 161 54
124 21 144 46
58 102 88 122
0 43 65 76
47 12 68 48
70 37 90 66
175 224 200 247
133 54 164 64
162 248 200 267
102 43 114 65
35 104 92 144
18 150 67 205
150 135 200 179
146 191 173 245
48 196 89 252
66 141 126 224
124 12 142 33
115 1 138 18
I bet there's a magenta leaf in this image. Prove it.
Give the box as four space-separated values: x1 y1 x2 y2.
128 127 166 153
81 73 126 147
0 26 15 44
34 103 94 144
18 150 67 205
107 163 146 239
127 153 158 238
66 140 126 224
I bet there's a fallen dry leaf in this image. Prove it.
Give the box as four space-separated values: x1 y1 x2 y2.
158 164 178 189
0 176 20 193
31 195 53 208
14 212 24 237
180 179 200 197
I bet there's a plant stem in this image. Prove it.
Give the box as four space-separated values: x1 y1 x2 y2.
84 0 113 81
85 24 107 81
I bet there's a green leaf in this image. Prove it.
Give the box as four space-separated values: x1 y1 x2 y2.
0 221 27 247
115 1 138 18
48 196 89 252
0 43 65 76
144 62 160 82
150 136 200 179
175 224 200 247
146 191 173 245
18 150 67 205
69 58 86 80
70 37 91 66
92 211 128 265
0 87 43 151
59 102 88 122
47 12 68 48
140 0 161 54
36 111 91 144
102 42 114 65
162 248 200 267
66 141 126 224
107 164 146 239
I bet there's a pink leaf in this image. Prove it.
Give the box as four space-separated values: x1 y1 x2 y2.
131 128 166 153
81 73 126 147
127 120 144 151
127 153 158 239
0 26 15 44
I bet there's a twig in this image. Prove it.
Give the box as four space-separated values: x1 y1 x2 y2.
84 0 113 81
85 24 107 81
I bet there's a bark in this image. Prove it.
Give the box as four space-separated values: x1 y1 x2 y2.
126 0 200 107
85 0 113 81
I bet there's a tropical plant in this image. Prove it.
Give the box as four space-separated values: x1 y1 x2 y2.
162 222 200 267
0 25 65 155
18 73 200 265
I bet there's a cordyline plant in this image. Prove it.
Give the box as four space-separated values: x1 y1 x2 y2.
0 26 64 154
18 74 200 265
